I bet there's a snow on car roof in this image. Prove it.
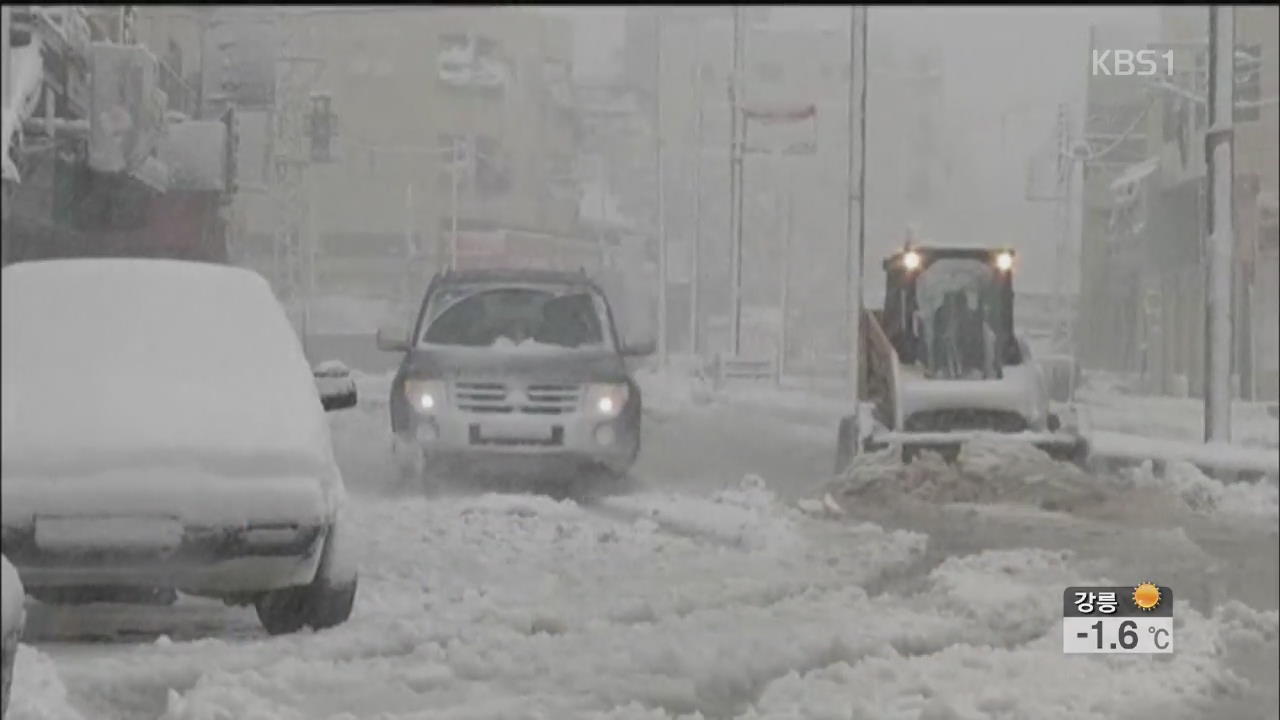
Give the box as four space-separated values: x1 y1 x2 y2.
1 259 336 479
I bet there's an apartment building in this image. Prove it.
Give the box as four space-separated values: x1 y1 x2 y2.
213 7 579 297
1083 7 1278 400
305 8 576 257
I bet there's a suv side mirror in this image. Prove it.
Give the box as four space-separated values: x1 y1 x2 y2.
622 339 656 357
376 325 410 352
314 360 358 412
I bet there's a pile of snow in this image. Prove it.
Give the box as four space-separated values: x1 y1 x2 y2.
749 554 1277 720
29 479 1274 719
2 260 336 481
596 475 806 552
1089 432 1279 478
835 440 1108 511
6 646 87 720
1125 459 1279 522
65 489 929 720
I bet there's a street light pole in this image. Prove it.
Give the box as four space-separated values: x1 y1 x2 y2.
655 11 668 368
728 5 744 356
690 59 704 357
844 6 860 396
450 138 461 271
1203 5 1235 444
856 5 869 352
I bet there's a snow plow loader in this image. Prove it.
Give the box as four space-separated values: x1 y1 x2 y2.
835 246 1087 472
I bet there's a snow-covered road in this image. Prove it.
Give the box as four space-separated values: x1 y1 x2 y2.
7 372 1278 720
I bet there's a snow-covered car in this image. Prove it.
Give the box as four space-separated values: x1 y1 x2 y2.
1 259 358 635
1 555 23 719
378 268 654 487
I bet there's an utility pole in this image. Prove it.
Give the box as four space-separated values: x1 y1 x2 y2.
728 5 745 356
1053 103 1072 350
778 183 792 386
450 138 461 270
2 5 10 132
845 6 869 397
655 11 668 368
1204 5 1235 444
690 57 704 357
270 19 324 351
856 5 869 359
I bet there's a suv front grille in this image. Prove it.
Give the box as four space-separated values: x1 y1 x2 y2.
452 381 582 415
453 381 512 413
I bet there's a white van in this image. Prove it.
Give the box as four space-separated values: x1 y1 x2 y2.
1 259 358 635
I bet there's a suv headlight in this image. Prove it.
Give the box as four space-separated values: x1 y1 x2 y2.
584 383 629 418
404 379 446 413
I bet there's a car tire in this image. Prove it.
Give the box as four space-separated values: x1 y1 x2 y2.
255 523 358 636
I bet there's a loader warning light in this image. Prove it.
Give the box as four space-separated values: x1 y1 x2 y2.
902 250 922 271
995 251 1014 271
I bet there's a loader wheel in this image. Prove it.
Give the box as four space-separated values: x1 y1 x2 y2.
835 416 857 476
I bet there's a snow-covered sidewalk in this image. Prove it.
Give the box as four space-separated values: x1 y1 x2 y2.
1079 381 1279 479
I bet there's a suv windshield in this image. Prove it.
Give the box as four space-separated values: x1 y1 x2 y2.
421 287 609 350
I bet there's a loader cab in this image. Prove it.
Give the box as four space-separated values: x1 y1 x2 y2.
881 246 1022 379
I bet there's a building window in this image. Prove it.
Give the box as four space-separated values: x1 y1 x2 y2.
438 32 511 89
755 61 784 83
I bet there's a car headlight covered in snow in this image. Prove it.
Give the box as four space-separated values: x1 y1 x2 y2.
404 379 446 413
584 383 629 418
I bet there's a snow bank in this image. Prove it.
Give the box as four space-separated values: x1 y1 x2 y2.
750 602 1274 720
87 488 926 720
596 475 805 552
1 260 336 481
37 484 1272 719
5 646 87 720
835 439 1108 511
1126 459 1279 522
749 551 1275 720
1090 431 1279 478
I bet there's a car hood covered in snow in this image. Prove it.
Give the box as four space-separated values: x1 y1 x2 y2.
1 260 339 483
404 345 629 384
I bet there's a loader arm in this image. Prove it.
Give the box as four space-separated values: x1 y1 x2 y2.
861 308 902 432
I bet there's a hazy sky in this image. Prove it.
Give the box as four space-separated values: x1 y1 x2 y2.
547 5 1161 292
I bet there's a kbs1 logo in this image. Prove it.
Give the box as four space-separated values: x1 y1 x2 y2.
1092 49 1174 77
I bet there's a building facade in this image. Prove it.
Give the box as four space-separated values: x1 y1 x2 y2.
213 7 581 302
1082 7 1279 401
